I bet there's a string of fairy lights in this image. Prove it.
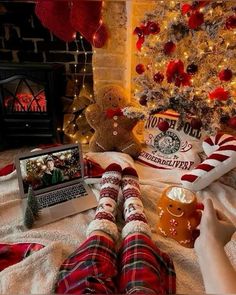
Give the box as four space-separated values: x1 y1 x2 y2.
64 34 94 144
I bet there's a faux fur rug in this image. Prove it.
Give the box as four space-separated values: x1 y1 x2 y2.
0 151 235 294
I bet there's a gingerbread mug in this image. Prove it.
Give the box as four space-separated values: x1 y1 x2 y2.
157 186 204 248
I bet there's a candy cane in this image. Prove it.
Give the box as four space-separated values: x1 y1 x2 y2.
181 133 236 191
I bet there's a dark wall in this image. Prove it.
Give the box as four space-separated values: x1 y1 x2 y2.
0 2 93 94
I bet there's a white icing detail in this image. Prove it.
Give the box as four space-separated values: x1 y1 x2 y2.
187 220 192 230
113 116 118 120
179 239 191 244
122 143 135 152
113 131 118 136
158 227 167 237
167 207 184 217
96 141 106 151
113 122 118 127
167 187 194 203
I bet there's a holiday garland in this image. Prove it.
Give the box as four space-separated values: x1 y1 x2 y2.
132 1 236 134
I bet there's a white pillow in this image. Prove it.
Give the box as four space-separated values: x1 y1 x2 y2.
138 110 205 171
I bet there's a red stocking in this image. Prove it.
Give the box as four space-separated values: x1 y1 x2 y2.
71 0 108 48
35 1 76 42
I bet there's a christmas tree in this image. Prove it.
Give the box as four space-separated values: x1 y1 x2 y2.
132 1 236 135
27 186 40 219
24 206 35 229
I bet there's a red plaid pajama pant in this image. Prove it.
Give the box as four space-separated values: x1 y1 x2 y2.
55 233 176 294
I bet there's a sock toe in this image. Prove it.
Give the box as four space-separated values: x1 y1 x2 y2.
122 167 138 177
105 163 122 173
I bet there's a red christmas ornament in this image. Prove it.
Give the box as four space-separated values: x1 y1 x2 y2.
228 117 236 129
190 118 202 129
187 63 198 75
188 11 204 29
226 15 236 29
209 87 229 101
164 41 176 55
139 95 148 106
158 121 169 132
35 1 76 42
218 69 233 82
147 22 160 35
136 64 145 75
181 3 192 15
153 72 164 83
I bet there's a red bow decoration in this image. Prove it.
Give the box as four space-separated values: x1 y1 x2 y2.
209 87 229 101
166 60 191 87
105 108 123 119
133 21 160 51
181 1 209 29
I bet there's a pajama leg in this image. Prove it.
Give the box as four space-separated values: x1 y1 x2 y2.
54 235 118 294
117 234 176 294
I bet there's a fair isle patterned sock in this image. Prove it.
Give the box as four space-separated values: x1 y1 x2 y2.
86 163 122 241
121 167 151 238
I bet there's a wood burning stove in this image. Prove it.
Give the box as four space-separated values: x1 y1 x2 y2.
0 63 65 148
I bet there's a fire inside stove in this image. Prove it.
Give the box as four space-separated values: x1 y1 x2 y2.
2 78 47 113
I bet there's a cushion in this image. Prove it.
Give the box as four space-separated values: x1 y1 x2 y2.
137 110 205 171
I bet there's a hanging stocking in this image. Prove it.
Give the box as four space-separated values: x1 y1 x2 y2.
71 0 108 48
35 1 76 42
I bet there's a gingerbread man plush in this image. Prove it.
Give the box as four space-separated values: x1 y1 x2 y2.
85 85 142 158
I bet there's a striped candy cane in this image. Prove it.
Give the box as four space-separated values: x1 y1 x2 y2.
181 133 236 191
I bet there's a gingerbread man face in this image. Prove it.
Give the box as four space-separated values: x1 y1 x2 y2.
97 85 127 110
159 196 196 219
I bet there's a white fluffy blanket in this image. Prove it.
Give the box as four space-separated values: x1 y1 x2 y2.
0 152 235 294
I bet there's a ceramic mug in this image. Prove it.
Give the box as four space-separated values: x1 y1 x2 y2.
157 185 204 248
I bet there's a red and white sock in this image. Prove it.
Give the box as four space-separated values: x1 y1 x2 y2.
86 163 122 241
121 167 151 238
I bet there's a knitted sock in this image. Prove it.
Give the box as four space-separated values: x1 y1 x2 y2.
121 167 151 239
86 163 122 241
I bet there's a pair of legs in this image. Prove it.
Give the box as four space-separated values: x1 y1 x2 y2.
55 164 176 294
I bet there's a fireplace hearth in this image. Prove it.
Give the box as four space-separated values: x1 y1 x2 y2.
0 63 65 149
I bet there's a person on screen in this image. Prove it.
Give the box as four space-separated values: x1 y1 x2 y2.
42 156 64 187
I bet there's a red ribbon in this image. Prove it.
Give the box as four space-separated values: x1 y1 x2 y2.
105 108 123 119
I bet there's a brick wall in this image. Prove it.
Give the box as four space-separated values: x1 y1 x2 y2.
92 1 129 95
0 2 93 93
